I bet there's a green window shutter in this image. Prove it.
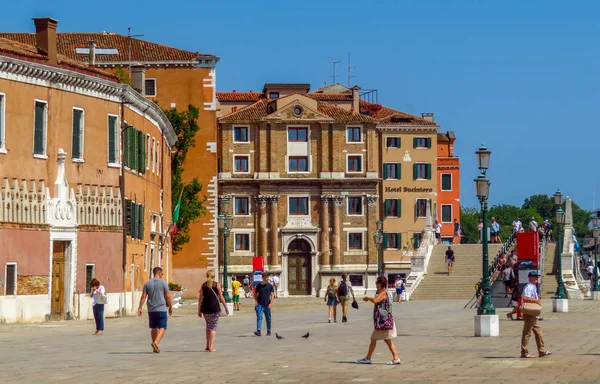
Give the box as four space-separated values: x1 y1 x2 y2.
413 137 417 148
397 233 402 249
385 199 390 217
398 137 401 148
139 204 145 240
124 127 131 168
34 102 45 155
426 164 432 180
133 129 140 171
125 199 131 236
383 163 389 179
72 109 82 159
396 163 401 180
138 130 145 174
128 127 134 169
413 164 418 180
384 233 390 249
397 199 402 217
131 200 138 239
427 137 432 148
413 233 420 249
108 116 116 163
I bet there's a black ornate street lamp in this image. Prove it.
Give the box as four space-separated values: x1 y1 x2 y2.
591 216 600 292
553 190 567 300
218 197 234 303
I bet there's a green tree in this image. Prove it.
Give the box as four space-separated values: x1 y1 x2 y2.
460 206 481 243
164 105 207 253
522 194 555 221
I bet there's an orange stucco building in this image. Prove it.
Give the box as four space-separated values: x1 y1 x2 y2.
1 27 220 297
436 131 461 242
0 18 176 323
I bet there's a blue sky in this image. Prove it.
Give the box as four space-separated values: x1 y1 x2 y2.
4 0 599 210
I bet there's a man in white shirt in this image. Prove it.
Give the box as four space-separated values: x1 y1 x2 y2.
521 271 551 358
272 275 280 298
434 220 442 244
513 218 523 233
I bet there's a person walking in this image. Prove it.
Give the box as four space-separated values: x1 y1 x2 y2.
272 274 280 298
137 267 172 354
434 220 442 244
90 278 105 335
394 276 405 303
453 218 461 244
477 219 483 244
337 273 355 323
502 265 515 297
529 217 539 233
507 283 519 320
445 246 455 275
521 271 551 358
325 277 338 323
490 217 501 243
357 276 401 365
231 276 242 311
198 270 229 352
243 275 250 298
254 272 275 336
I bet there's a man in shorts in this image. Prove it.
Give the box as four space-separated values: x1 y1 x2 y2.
337 273 355 323
231 276 242 311
272 274 280 298
243 275 250 298
138 267 172 353
394 275 405 303
434 220 442 244
445 246 455 275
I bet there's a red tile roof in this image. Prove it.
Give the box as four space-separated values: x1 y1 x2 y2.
0 33 216 63
216 92 265 102
360 100 436 126
0 37 118 81
307 93 353 101
218 97 377 123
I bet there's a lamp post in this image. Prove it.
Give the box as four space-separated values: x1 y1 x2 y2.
591 216 600 294
218 197 233 303
552 190 567 300
473 145 498 337
374 220 384 277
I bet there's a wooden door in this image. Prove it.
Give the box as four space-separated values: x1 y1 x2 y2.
51 241 65 319
288 255 311 295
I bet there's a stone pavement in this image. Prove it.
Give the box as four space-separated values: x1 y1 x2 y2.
2 297 600 384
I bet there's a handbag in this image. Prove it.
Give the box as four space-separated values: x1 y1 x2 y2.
374 293 394 330
521 302 542 317
97 293 108 305
207 283 228 316
351 299 359 309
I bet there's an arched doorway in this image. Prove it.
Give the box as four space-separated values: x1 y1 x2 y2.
287 238 311 295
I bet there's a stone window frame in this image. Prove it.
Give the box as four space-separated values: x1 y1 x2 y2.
288 155 309 173
4 262 16 296
233 126 250 143
71 106 85 162
231 229 254 256
416 198 428 218
0 92 6 154
233 196 251 217
441 173 452 191
85 264 95 293
347 231 364 251
385 136 400 149
107 114 120 168
233 154 251 174
145 78 157 97
33 99 48 160
346 125 364 144
287 126 308 142
441 204 453 223
346 195 364 217
287 194 310 217
346 154 364 173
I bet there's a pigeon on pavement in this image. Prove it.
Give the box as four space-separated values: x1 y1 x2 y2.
301 332 310 339
276 333 284 340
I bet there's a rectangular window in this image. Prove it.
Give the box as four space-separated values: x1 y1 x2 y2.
85 264 95 293
385 199 401 217
347 155 363 172
144 243 149 271
156 144 160 175
5 263 16 295
233 126 249 143
235 234 250 251
384 233 401 249
235 197 250 216
413 137 432 148
137 130 145 174
288 127 308 142
348 233 363 250
33 101 47 156
416 199 428 218
233 155 249 173
145 79 156 97
0 93 5 151
289 197 309 215
349 274 363 287
269 92 280 99
413 163 432 180
441 174 452 191
125 198 132 236
346 126 362 143
386 137 400 148
131 200 138 239
347 196 363 215
108 115 118 164
72 108 84 160
146 134 151 170
289 156 308 172
383 163 401 180
152 138 156 173
441 204 452 223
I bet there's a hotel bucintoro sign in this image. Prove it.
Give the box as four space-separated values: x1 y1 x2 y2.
385 186 434 193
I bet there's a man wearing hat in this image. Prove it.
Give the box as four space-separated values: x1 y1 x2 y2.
521 271 551 358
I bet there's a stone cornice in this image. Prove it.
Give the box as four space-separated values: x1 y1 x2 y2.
0 55 176 147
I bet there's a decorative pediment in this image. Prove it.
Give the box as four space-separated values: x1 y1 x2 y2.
265 99 333 122
48 149 77 228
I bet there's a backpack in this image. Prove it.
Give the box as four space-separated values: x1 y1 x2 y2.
338 281 348 296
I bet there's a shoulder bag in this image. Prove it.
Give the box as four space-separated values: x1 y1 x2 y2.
521 301 542 317
374 293 394 330
97 293 108 305
207 283 228 316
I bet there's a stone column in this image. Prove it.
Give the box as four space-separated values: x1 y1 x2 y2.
320 195 331 268
366 194 379 266
255 195 269 260
331 196 344 268
268 195 279 267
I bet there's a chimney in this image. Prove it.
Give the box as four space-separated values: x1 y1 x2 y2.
32 17 58 66
131 64 146 95
88 40 96 65
351 86 360 113
421 113 434 122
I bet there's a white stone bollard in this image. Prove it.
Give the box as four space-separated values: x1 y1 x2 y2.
552 298 569 312
474 315 499 337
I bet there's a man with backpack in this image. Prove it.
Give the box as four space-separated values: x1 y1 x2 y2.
337 273 355 323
